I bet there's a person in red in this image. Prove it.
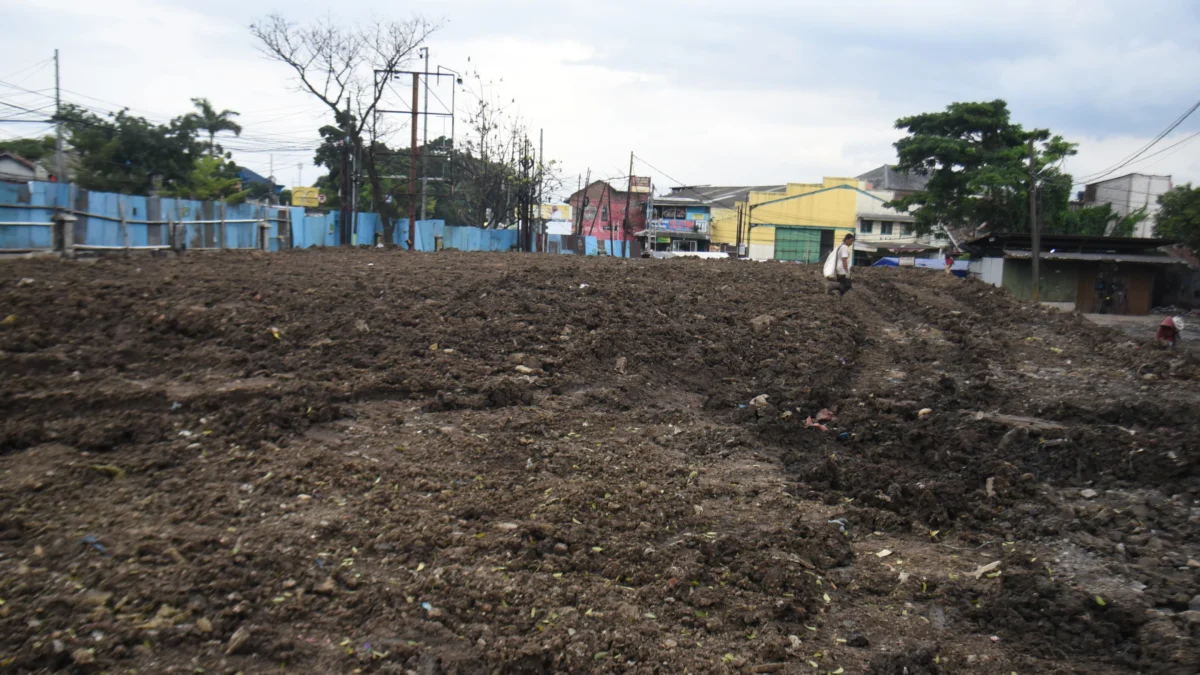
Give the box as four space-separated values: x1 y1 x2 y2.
1157 315 1185 347
944 253 955 274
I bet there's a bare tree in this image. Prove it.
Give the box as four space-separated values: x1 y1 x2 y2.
250 13 436 245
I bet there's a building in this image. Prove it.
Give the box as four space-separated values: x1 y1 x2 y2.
565 180 647 248
238 167 283 195
0 152 51 183
660 185 786 255
1081 173 1172 239
854 165 947 255
640 195 713 253
963 233 1183 315
737 178 861 262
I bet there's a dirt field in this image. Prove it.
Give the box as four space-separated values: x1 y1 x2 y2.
1 249 1198 675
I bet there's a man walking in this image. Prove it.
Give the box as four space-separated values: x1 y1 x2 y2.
824 233 855 296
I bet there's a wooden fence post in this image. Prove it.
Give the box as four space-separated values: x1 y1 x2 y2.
118 199 130 254
218 199 226 249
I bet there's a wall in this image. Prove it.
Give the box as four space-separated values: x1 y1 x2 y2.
972 257 1005 287
1088 174 1172 238
566 182 646 241
1000 259 1080 303
740 177 859 260
708 206 738 251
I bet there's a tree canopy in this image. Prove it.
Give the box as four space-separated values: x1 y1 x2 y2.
185 98 243 156
0 135 55 162
1154 183 1200 251
57 104 203 194
889 100 1077 236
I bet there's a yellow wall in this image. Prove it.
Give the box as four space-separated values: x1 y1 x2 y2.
709 178 861 258
709 206 737 246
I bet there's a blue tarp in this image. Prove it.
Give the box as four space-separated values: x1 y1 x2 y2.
872 257 969 278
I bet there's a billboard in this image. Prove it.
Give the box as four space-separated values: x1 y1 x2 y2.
292 187 321 208
539 204 572 222
629 176 651 193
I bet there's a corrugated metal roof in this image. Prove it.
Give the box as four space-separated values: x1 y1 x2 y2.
856 165 929 192
1001 250 1182 264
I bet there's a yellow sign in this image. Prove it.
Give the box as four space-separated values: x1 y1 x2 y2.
629 176 651 193
539 204 572 221
292 187 320 208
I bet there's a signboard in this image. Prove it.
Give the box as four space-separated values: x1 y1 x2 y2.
629 176 651 193
651 219 698 232
292 187 320 208
539 204 572 222
547 221 573 235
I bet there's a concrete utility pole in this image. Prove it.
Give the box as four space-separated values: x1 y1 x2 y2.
54 49 64 183
622 151 634 259
419 47 430 222
340 99 352 245
1028 138 1040 303
408 72 419 249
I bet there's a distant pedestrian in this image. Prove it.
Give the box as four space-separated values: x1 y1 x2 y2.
1157 315 1185 347
944 253 955 274
824 233 855 296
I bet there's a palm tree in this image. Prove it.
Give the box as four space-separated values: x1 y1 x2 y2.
187 98 243 156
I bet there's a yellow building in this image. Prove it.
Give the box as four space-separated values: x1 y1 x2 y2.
662 179 860 261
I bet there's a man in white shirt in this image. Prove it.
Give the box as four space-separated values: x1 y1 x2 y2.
824 233 855 296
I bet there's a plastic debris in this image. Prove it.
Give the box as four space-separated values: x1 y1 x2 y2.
1 315 16 325
876 549 893 558
918 408 933 417
827 518 848 533
837 431 850 441
80 535 107 555
804 417 829 432
269 327 281 340
815 409 836 423
750 394 770 408
971 561 1002 579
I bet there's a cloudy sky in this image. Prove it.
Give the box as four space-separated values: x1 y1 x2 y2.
3 0 1198 199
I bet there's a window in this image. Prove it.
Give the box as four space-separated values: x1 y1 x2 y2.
903 224 914 236
860 220 874 234
880 222 894 235
601 205 609 221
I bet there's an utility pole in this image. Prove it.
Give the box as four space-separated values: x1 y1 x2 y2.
339 99 352 246
622 151 634 259
1028 138 1040 303
536 128 544 252
408 72 419 250
419 47 430 222
54 49 64 183
575 169 590 238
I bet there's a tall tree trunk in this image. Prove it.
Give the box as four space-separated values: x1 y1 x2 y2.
364 145 394 246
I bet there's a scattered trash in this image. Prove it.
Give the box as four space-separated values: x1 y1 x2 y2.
579 283 589 289
750 394 770 408
72 649 95 665
985 477 996 499
269 327 281 340
90 464 126 480
1080 489 1099 499
80 535 107 555
898 571 911 584
827 518 848 533
918 408 933 418
815 409 836 423
1 315 16 325
196 617 213 633
804 417 829 432
421 602 433 611
514 365 536 375
225 625 252 655
837 431 850 441
170 401 182 411
354 319 370 333
17 278 35 287
971 561 1002 579
615 357 627 374
876 549 893 558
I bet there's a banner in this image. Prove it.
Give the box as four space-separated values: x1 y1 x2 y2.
629 176 651 193
539 204 572 222
292 187 321 208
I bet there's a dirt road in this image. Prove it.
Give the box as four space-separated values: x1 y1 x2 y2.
1 250 1197 674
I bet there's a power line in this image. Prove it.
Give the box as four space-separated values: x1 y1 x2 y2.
1073 99 1200 185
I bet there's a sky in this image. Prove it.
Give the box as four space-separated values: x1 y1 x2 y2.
2 0 1199 201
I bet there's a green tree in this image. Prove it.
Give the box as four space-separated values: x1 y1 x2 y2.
1048 204 1147 237
56 104 202 195
165 155 248 203
0 135 55 162
185 98 243 156
1154 183 1200 250
889 100 1077 234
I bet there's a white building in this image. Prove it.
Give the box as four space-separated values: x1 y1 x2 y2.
1082 173 1172 239
0 152 50 183
854 165 947 254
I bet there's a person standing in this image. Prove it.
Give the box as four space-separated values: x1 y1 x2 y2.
824 233 855 296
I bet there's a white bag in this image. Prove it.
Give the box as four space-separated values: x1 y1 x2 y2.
823 247 838 279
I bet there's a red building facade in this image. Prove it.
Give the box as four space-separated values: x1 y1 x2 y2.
565 180 647 242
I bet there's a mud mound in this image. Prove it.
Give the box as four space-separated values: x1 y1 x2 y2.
0 250 1196 673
